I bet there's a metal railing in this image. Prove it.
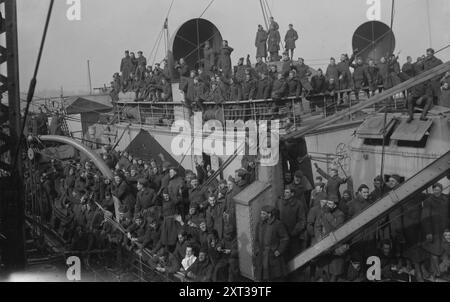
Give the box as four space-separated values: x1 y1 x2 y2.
116 86 407 129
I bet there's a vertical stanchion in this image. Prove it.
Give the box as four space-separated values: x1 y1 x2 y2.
138 103 142 126
292 98 296 126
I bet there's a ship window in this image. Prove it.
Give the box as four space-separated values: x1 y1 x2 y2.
397 134 430 148
362 121 396 146
363 138 390 146
357 116 396 140
391 119 433 148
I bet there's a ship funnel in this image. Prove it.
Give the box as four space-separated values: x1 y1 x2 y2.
352 21 396 63
168 18 223 80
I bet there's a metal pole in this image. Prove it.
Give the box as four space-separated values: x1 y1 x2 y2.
87 60 93 95
0 0 26 270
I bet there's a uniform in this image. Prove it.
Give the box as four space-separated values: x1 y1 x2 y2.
284 29 298 51
218 46 234 79
254 215 290 281
255 29 268 59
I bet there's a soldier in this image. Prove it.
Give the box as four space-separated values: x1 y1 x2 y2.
269 16 279 31
275 186 307 260
311 68 327 94
112 171 136 219
180 70 197 113
192 76 208 112
350 57 369 100
313 199 346 281
402 56 415 79
255 71 272 100
228 77 243 120
268 64 278 81
286 70 302 102
347 184 371 219
134 178 156 218
326 57 339 82
137 51 147 68
254 56 268 75
241 74 257 101
366 59 379 97
120 50 133 85
271 72 288 117
336 53 355 100
314 163 348 202
203 41 216 73
295 58 312 92
406 81 433 122
440 82 450 108
254 205 290 282
255 25 268 62
284 24 299 60
234 57 247 84
423 48 444 102
177 57 190 78
267 24 281 62
206 194 224 239
186 247 214 282
130 52 138 72
218 40 234 79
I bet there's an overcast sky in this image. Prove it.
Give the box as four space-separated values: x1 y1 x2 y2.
15 0 450 97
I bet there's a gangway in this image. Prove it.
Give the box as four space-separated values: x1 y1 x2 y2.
288 150 450 272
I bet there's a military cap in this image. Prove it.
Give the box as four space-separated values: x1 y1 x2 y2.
138 178 149 187
390 174 401 183
294 170 304 178
261 205 275 213
162 161 171 170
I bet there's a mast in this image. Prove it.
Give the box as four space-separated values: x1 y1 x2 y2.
426 0 433 47
87 60 92 95
380 0 395 185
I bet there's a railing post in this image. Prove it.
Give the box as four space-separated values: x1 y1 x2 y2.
150 104 155 127
323 95 326 117
118 104 121 124
348 96 352 121
253 101 257 122
138 103 142 126
292 98 296 127
221 104 225 124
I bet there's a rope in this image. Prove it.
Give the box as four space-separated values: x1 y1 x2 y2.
380 0 395 182
259 0 269 30
13 0 55 170
199 0 215 18
152 29 165 66
148 28 164 66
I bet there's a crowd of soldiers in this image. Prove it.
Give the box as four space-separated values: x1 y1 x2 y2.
256 163 450 282
111 50 172 104
34 147 258 282
33 141 450 282
112 17 449 124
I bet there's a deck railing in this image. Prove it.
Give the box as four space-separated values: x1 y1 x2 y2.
115 86 407 129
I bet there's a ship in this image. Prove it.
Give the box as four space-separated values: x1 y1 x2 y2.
4 0 450 281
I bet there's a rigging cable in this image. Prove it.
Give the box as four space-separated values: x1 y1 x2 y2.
379 0 395 185
13 0 55 170
199 0 215 18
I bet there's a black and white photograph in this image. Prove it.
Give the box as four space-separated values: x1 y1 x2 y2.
0 0 450 287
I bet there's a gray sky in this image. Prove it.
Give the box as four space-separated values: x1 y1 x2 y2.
17 0 450 97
